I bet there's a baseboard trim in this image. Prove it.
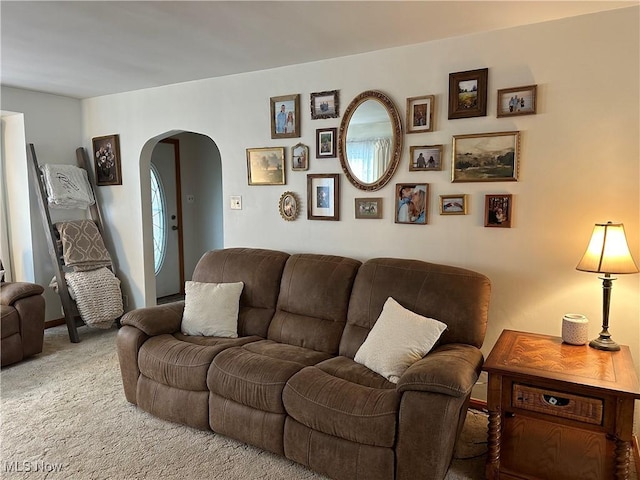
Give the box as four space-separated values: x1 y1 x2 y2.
469 398 487 411
45 317 66 329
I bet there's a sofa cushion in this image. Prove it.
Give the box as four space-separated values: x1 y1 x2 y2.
268 254 361 354
207 340 332 414
354 297 447 383
282 356 399 448
192 248 289 338
181 281 244 337
1 305 20 339
138 334 258 391
340 257 491 358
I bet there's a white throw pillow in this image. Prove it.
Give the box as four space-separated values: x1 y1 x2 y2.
181 281 244 337
354 297 447 383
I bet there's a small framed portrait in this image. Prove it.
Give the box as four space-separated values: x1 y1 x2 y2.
291 143 309 171
448 68 488 119
310 90 339 119
307 174 339 221
93 134 122 186
439 194 468 215
452 131 520 182
395 183 429 225
316 127 337 158
410 145 443 171
246 147 286 185
270 94 300 139
355 198 383 219
485 194 513 228
278 191 299 221
497 85 537 117
406 95 435 133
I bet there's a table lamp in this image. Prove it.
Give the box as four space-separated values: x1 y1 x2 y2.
576 221 638 351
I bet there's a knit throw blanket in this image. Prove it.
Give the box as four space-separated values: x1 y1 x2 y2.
55 220 112 271
42 164 95 209
64 267 123 328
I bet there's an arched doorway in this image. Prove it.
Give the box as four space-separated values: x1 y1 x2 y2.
140 131 223 306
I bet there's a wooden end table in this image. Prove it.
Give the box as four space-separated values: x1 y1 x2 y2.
483 329 640 480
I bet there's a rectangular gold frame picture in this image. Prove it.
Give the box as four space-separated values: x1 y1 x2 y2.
410 145 443 171
497 85 537 117
307 173 339 221
355 198 382 219
439 194 468 215
246 147 286 185
395 183 428 225
270 94 300 139
406 95 435 133
485 194 513 228
452 131 520 182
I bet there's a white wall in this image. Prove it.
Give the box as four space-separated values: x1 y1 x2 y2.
3 9 638 405
1 88 83 320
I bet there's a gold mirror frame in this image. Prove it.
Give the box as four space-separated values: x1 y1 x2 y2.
338 90 403 191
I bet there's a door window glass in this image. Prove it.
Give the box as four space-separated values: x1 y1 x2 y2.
150 164 167 275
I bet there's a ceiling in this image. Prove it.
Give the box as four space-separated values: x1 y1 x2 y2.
1 1 636 99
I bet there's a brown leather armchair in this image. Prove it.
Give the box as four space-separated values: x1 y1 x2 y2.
1 282 46 367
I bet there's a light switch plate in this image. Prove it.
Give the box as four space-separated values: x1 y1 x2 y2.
230 195 242 210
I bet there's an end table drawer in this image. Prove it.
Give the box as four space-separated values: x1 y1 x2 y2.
512 383 603 425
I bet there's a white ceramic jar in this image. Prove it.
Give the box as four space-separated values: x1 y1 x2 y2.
562 314 589 345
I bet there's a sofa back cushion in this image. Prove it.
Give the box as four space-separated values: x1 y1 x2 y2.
268 254 361 354
339 258 491 358
192 248 289 338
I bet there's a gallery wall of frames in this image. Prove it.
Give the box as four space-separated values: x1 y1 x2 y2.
249 73 536 229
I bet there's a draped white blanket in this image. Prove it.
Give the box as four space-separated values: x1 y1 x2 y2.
42 164 95 209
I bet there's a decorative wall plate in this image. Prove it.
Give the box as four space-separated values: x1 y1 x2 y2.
279 191 299 221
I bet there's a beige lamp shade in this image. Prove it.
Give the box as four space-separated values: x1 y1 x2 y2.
576 222 639 274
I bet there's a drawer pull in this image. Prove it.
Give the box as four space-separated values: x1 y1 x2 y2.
543 394 569 407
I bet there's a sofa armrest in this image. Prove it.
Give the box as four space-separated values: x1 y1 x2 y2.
0 282 45 306
120 301 185 336
396 343 484 397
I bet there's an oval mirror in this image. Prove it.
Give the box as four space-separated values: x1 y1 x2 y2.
338 90 403 191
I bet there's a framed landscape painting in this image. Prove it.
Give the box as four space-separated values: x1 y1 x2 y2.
448 68 488 119
452 131 520 182
246 147 286 185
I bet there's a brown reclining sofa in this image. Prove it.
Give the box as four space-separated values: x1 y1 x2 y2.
117 248 491 480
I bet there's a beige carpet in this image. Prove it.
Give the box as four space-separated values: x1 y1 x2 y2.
1 326 486 479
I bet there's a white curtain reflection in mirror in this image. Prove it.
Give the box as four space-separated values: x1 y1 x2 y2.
346 138 391 184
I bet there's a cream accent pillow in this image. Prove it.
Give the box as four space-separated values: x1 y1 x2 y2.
181 281 244 337
354 297 447 383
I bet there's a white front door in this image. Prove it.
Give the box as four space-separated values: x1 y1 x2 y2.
152 140 183 299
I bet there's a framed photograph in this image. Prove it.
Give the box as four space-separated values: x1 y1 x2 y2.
307 174 339 221
410 145 443 171
270 94 300 139
452 131 520 182
291 143 309 171
246 147 286 185
310 90 339 119
439 194 468 215
448 68 488 119
395 183 429 225
279 191 299 221
355 198 383 219
485 194 513 228
316 128 337 158
406 95 435 133
93 134 122 186
497 85 537 117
